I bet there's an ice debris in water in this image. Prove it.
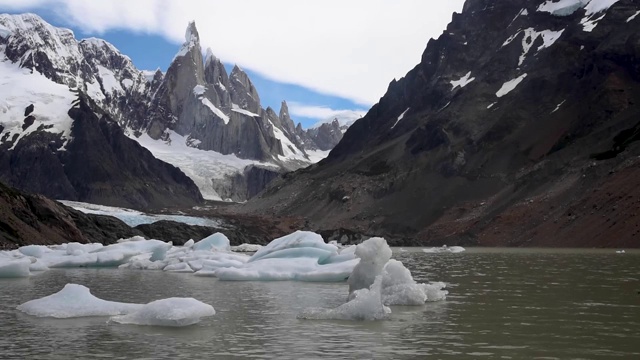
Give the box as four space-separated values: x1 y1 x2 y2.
17 284 215 327
214 231 359 281
422 245 466 254
17 284 142 318
230 243 263 252
192 232 230 252
298 275 391 321
0 258 32 278
109 298 215 327
299 237 447 321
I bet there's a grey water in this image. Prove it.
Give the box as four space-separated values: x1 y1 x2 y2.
1 248 639 359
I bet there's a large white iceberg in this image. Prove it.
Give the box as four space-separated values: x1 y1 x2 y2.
214 231 359 281
347 237 392 295
17 284 142 318
109 298 215 327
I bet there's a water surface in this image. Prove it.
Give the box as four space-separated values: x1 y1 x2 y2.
1 248 638 359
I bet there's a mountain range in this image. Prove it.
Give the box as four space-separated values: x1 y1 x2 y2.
0 14 348 205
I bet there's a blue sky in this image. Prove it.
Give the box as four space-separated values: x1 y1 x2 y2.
0 1 464 128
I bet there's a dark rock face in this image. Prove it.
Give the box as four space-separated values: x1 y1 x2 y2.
243 0 640 247
0 181 140 249
0 97 204 210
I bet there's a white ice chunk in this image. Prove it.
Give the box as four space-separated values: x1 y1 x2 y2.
18 245 49 258
347 237 392 295
422 245 466 253
215 231 358 281
17 284 142 318
381 260 448 305
231 243 263 252
193 232 231 252
298 275 391 321
0 259 31 278
109 297 215 327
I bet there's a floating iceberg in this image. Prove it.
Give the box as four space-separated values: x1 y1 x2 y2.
231 243 263 252
17 284 142 318
214 231 359 281
17 283 215 327
109 298 215 327
298 275 390 321
300 237 447 321
192 233 230 252
422 245 466 254
0 258 31 278
347 237 392 295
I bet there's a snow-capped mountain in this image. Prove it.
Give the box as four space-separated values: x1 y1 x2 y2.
244 0 640 247
0 14 334 203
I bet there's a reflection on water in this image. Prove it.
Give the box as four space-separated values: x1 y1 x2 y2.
1 248 639 359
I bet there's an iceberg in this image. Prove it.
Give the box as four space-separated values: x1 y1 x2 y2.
109 298 215 327
230 243 262 252
347 237 392 295
192 232 230 252
422 245 466 254
0 259 31 278
18 283 215 327
214 231 359 281
17 284 142 318
299 237 447 321
298 275 390 321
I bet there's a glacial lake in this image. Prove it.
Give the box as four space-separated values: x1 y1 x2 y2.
1 248 638 359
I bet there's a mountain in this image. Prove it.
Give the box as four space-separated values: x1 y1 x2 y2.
0 14 338 203
242 0 640 248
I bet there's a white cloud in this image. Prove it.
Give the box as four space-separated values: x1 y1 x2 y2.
288 102 366 120
0 0 465 105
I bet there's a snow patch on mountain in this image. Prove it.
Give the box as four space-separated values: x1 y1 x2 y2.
0 57 76 150
496 74 528 98
391 108 410 129
231 103 260 117
269 121 308 162
628 11 640 22
450 72 475 90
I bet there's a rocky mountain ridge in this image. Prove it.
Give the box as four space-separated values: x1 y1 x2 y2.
0 14 345 203
241 0 640 248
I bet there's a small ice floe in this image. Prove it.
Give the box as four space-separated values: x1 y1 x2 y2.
230 243 263 252
616 250 626 254
17 284 215 327
0 259 32 278
109 298 215 327
299 237 447 321
422 245 466 254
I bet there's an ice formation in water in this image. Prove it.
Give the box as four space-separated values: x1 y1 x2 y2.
109 298 215 327
0 258 32 278
299 237 447 321
347 237 392 295
422 245 466 253
214 231 359 281
298 275 391 321
17 283 215 326
17 284 142 318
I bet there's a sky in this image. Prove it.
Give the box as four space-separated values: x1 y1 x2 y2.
0 0 465 128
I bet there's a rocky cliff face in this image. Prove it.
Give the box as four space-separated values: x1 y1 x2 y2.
243 0 640 247
0 14 334 204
